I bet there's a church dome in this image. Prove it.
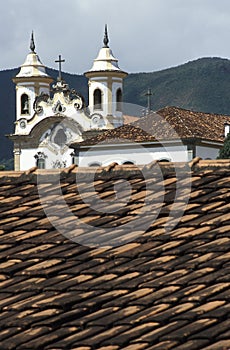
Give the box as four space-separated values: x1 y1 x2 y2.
89 47 121 72
15 32 51 79
86 25 127 75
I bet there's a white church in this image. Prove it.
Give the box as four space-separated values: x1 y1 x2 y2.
8 27 128 170
8 28 229 170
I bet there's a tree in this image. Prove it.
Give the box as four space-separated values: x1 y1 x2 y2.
218 132 230 159
0 158 14 170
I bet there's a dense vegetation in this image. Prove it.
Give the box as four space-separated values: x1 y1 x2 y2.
1 57 230 167
218 132 230 159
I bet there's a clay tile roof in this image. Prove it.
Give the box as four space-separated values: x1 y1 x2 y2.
77 106 230 146
0 159 230 349
123 115 139 124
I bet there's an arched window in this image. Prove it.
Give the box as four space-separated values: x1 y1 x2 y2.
89 162 101 167
116 88 122 111
123 161 134 165
21 94 29 115
34 152 47 169
93 89 102 110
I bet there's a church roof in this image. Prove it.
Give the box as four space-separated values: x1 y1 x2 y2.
123 114 139 124
75 106 230 147
88 47 122 73
15 52 51 79
0 159 230 349
14 33 52 80
85 25 127 76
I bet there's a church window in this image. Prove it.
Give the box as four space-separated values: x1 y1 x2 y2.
37 158 45 169
53 128 67 147
123 161 134 165
21 94 29 115
116 88 122 111
89 162 101 167
34 151 47 169
94 89 102 110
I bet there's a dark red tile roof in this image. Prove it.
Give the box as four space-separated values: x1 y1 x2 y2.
0 159 230 349
77 106 230 146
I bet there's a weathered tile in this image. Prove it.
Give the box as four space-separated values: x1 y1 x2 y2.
172 339 210 350
202 340 230 350
0 161 230 349
1 326 51 350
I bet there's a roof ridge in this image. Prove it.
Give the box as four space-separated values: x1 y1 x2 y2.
157 105 230 118
0 158 229 180
188 157 202 168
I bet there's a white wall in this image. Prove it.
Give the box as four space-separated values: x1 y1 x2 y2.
196 145 219 160
19 143 221 170
20 147 73 170
78 144 189 167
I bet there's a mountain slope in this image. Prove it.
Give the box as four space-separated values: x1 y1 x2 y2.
1 57 230 165
124 57 230 114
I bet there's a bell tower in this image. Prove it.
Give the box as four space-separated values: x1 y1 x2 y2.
85 25 128 128
13 32 53 128
10 32 53 171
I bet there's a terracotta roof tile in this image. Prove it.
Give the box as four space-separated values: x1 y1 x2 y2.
202 340 230 350
0 160 230 349
144 341 178 349
76 106 230 146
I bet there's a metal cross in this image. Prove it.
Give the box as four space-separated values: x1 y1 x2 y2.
145 88 153 113
55 55 65 81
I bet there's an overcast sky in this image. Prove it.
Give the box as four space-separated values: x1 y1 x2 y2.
1 0 230 74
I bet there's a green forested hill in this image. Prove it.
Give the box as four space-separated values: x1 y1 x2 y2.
1 57 230 166
124 57 230 113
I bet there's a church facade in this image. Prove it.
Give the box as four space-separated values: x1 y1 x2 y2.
9 28 127 170
8 29 229 170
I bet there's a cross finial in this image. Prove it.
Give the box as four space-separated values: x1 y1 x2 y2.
55 54 65 81
30 31 36 53
103 24 109 48
145 88 153 114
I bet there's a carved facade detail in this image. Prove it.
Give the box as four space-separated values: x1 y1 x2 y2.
52 100 66 114
33 92 50 114
10 28 127 170
91 113 106 128
52 159 67 168
33 80 85 118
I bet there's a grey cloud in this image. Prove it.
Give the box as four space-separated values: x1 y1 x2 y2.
0 0 230 73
